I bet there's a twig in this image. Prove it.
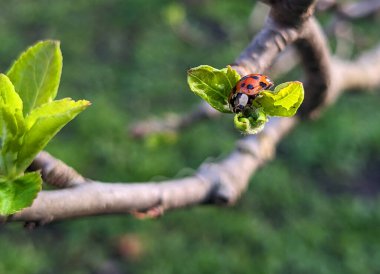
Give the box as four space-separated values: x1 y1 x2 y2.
29 151 87 188
2 0 380 225
129 1 315 138
130 0 380 137
338 0 380 20
8 117 297 224
294 17 331 117
130 101 219 139
316 0 337 12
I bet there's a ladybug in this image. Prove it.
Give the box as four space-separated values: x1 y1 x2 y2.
229 74 274 113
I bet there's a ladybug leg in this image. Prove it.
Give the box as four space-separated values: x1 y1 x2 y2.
229 93 237 112
267 82 274 90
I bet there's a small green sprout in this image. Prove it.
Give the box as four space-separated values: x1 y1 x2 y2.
187 65 304 134
0 41 90 215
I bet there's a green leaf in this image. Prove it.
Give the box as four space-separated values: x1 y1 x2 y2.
187 65 240 113
0 172 42 215
0 41 90 215
0 75 26 176
15 99 90 173
0 74 23 113
2 107 18 136
234 108 268 135
0 74 23 137
1 107 26 177
7 40 63 115
255 81 304 117
24 98 88 129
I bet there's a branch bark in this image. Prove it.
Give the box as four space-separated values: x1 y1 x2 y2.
2 0 380 224
338 0 380 20
28 151 87 188
130 101 219 139
130 0 379 137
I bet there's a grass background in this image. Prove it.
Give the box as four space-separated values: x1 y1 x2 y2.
0 1 379 273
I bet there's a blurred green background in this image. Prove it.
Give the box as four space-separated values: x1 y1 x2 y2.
0 0 380 273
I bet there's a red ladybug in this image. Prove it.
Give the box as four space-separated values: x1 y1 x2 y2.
229 74 274 113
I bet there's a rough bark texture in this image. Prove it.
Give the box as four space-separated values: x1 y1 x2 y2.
2 0 380 225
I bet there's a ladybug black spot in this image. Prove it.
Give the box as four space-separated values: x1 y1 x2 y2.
247 84 254 89
251 75 259 80
259 82 267 88
241 83 245 87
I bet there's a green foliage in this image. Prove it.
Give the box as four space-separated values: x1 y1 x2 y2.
0 41 89 215
0 1 379 274
234 108 267 134
187 65 304 134
7 40 63 116
17 98 90 173
187 65 240 113
0 172 41 215
256 81 304 117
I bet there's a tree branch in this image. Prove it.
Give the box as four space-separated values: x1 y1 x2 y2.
2 0 380 225
130 101 219 139
294 17 331 117
129 0 379 137
29 151 87 188
129 1 323 138
338 0 380 20
327 44 380 105
9 117 296 224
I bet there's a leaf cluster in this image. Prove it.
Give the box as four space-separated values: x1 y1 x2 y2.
0 41 90 215
187 65 304 134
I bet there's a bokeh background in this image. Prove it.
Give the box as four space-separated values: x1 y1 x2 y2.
0 1 380 273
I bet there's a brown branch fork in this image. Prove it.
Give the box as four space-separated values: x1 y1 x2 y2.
2 0 380 225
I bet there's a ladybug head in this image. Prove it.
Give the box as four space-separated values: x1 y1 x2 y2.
229 93 253 113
